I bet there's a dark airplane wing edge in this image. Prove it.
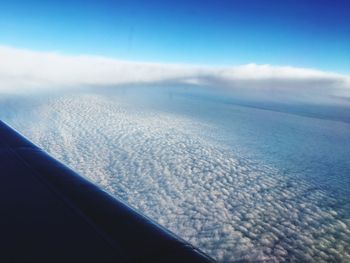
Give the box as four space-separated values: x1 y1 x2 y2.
0 120 215 263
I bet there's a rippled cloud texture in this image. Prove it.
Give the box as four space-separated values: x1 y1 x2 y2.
1 46 350 262
1 45 350 103
2 89 350 262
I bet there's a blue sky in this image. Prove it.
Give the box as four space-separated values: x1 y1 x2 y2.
0 0 349 73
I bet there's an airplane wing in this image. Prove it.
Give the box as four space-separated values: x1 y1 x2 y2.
0 120 215 263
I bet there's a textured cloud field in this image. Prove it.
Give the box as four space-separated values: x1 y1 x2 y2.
1 46 350 262
1 86 350 262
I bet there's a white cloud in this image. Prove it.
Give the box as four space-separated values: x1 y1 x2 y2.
0 45 205 91
2 91 350 262
1 45 349 103
1 45 350 262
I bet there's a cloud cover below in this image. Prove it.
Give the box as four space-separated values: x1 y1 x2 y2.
1 45 350 104
1 89 350 262
1 45 350 262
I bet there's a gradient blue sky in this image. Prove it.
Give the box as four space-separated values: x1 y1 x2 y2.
0 0 349 73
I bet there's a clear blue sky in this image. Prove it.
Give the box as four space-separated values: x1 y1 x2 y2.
0 0 349 73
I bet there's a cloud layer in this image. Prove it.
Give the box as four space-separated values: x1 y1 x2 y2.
1 45 350 262
1 45 350 103
2 89 350 262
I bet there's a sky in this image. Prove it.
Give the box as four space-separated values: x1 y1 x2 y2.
1 1 350 261
0 0 350 73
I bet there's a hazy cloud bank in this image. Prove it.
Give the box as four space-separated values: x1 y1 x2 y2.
1 45 349 103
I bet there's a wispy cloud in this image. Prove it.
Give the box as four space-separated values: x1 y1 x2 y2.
1 45 349 103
